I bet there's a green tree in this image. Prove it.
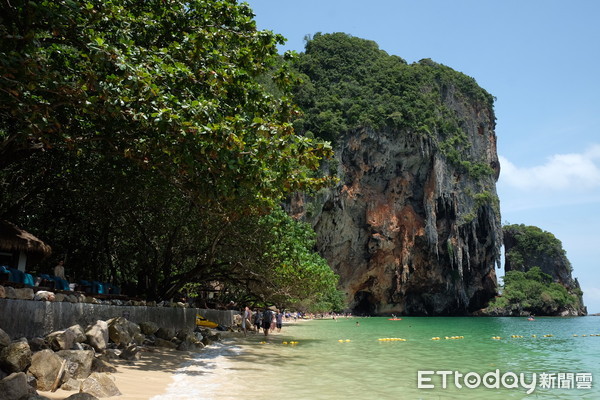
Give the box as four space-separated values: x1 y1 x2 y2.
0 0 338 308
0 0 331 211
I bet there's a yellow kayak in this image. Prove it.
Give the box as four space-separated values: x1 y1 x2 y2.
195 315 218 328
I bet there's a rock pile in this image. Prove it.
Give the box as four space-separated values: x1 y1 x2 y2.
0 285 189 308
0 317 220 400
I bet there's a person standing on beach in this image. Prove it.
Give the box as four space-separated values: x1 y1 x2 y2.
262 309 273 336
242 306 251 336
276 310 283 332
254 310 262 333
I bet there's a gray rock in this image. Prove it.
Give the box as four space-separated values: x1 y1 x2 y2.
119 344 141 361
27 337 49 353
56 350 94 380
153 338 177 349
28 349 63 391
106 317 132 346
65 294 78 303
4 286 17 299
91 358 116 374
54 293 66 302
155 327 175 341
47 329 76 351
13 288 34 300
0 340 32 373
60 377 82 392
85 321 108 352
66 325 87 344
0 327 10 349
64 393 99 400
0 372 29 400
80 372 121 398
138 321 159 336
19 394 52 400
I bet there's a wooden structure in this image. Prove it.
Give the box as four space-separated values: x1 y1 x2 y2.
0 220 52 271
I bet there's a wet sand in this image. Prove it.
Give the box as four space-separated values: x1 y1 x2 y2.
39 347 197 400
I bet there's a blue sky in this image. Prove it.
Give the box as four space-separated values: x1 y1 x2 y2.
244 0 600 313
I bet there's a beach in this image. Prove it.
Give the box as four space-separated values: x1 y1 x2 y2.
38 347 194 400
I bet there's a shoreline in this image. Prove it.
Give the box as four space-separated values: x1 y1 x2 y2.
38 321 306 400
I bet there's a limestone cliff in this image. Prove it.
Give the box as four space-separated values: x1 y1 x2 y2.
290 34 503 315
501 224 586 316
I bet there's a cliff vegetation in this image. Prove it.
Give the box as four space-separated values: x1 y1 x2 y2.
289 33 503 315
485 224 585 316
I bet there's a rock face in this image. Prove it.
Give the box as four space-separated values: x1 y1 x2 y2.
295 128 501 315
291 39 503 315
503 224 586 315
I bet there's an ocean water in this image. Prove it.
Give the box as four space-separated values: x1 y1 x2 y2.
151 317 600 400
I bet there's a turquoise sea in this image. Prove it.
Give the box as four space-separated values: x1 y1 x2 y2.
152 317 600 400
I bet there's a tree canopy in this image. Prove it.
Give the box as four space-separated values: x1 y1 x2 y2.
291 32 495 177
0 0 339 311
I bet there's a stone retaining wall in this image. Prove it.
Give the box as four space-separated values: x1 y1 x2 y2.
0 298 236 339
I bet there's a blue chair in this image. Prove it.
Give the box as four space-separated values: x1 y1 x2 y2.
9 268 25 284
23 273 35 287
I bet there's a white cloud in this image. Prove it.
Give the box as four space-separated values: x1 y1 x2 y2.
499 144 600 190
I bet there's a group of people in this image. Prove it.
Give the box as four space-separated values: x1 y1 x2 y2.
241 306 284 336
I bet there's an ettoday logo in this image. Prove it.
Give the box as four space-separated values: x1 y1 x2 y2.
417 370 593 394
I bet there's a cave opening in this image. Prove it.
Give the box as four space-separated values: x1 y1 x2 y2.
352 291 376 316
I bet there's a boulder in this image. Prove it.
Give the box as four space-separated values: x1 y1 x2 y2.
66 325 87 344
0 340 32 373
60 377 82 392
0 328 10 349
80 372 121 398
91 358 116 374
19 394 51 400
47 329 76 351
119 344 141 361
56 350 94 380
138 321 159 336
155 327 175 341
153 338 177 349
4 286 17 299
13 287 34 300
106 317 132 346
54 293 66 302
0 372 29 400
65 294 79 303
64 393 99 400
0 285 5 299
28 349 63 391
33 291 55 301
85 321 109 352
176 333 204 351
27 338 49 353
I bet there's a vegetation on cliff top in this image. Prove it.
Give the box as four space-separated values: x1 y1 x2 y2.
291 32 495 178
487 224 584 315
503 224 569 271
0 0 339 311
487 267 582 315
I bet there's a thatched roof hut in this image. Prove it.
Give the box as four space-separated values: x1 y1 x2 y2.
0 220 52 269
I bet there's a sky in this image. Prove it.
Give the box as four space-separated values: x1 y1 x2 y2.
244 0 600 313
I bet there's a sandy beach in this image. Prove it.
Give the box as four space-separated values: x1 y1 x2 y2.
38 347 196 400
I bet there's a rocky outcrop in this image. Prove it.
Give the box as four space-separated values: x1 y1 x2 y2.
501 224 586 316
292 72 502 316
0 317 218 399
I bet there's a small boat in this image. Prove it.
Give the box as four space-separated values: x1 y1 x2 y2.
527 317 535 321
388 318 402 321
196 314 219 328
